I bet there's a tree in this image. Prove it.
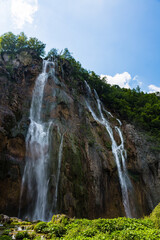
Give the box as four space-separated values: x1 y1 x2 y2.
60 48 73 60
0 32 17 53
47 48 58 60
27 37 46 57
0 32 46 57
16 32 28 50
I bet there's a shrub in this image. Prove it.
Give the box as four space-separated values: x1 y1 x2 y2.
149 203 160 228
34 222 47 233
51 214 71 225
15 231 29 240
0 236 12 240
2 229 11 235
47 223 66 237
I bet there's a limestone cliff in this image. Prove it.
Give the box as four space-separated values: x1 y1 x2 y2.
0 51 160 219
0 50 42 216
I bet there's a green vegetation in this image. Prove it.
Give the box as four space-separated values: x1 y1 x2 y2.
1 32 160 141
34 222 47 233
46 48 160 142
0 32 45 57
149 202 160 228
15 231 30 240
0 236 12 240
2 207 160 240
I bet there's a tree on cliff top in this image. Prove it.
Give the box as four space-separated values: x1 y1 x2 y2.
0 32 45 57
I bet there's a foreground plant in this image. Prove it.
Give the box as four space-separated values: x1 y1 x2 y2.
1 204 160 239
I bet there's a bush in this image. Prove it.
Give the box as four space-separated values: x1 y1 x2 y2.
110 229 160 240
34 222 47 233
0 236 12 240
47 224 66 238
2 229 11 235
2 213 160 240
15 231 29 240
51 214 71 225
149 203 160 228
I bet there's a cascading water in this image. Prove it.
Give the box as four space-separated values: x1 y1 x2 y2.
19 60 63 221
85 81 136 218
51 129 64 219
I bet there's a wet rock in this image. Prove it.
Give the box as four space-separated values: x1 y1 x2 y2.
0 51 160 220
0 106 16 131
124 123 160 214
0 50 42 217
0 214 11 224
17 51 33 66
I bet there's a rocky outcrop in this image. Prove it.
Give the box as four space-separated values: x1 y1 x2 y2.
0 52 160 219
0 51 42 216
124 124 160 215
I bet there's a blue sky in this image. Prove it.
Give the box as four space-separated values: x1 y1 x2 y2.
0 0 160 92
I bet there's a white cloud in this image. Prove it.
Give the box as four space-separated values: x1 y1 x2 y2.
101 72 131 89
100 72 143 90
11 0 38 29
148 84 160 93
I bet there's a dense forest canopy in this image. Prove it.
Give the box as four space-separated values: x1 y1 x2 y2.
1 32 160 141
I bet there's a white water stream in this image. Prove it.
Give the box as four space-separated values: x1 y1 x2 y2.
18 62 135 220
50 129 64 220
19 61 63 221
85 81 134 217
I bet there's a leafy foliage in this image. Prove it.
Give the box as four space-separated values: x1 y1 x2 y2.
34 216 160 239
51 214 71 225
15 231 30 240
149 203 160 228
0 236 12 240
34 222 47 233
47 48 59 60
46 48 160 141
3 204 160 240
1 32 160 140
0 32 45 57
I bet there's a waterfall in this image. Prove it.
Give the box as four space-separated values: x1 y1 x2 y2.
51 130 64 218
19 60 63 221
85 81 135 218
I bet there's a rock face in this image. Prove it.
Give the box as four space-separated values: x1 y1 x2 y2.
123 124 160 215
0 51 160 219
0 51 42 216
